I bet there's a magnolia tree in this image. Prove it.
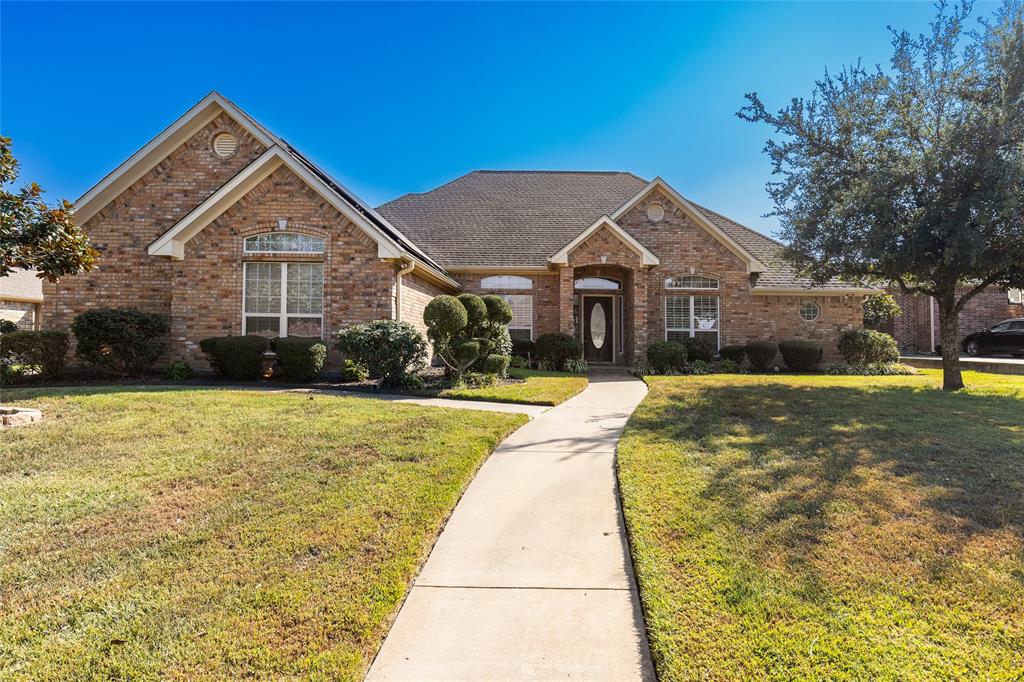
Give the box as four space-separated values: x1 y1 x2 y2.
1 137 97 281
739 0 1024 390
424 293 512 382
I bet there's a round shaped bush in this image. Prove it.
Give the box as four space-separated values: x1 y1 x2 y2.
683 336 716 363
646 341 688 373
778 339 823 371
718 344 746 364
207 335 269 380
482 354 511 377
424 295 468 338
534 333 583 371
837 329 899 365
745 341 779 371
335 320 427 387
271 337 327 382
482 294 513 326
72 307 170 377
456 293 488 334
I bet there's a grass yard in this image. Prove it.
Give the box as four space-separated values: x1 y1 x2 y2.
618 370 1024 681
0 387 526 681
437 368 588 406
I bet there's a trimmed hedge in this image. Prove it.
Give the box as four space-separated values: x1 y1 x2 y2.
335 320 427 388
0 330 70 378
535 333 583 371
482 354 511 377
198 336 269 380
683 336 716 363
718 344 746 364
272 337 327 382
72 308 169 377
647 341 688 373
778 339 824 371
745 341 779 371
837 329 899 365
511 338 535 360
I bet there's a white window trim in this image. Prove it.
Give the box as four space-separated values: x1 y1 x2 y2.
481 275 533 290
242 261 324 338
664 294 720 350
799 301 821 322
665 275 719 290
243 232 325 254
502 293 534 340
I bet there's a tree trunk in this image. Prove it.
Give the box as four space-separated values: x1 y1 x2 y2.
936 294 964 391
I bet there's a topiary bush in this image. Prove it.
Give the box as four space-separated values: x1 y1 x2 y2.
778 339 824 371
205 336 269 380
335 320 427 388
72 308 169 377
719 344 746 364
837 329 900 365
745 341 779 371
482 354 511 377
646 341 688 373
0 330 69 378
534 333 584 371
272 337 327 382
425 294 512 382
682 336 716 363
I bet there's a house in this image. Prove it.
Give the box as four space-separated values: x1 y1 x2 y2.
1 269 43 331
887 286 1024 354
44 92 873 366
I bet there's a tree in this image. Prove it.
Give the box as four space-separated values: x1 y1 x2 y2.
424 293 512 383
863 292 903 328
1 137 98 281
738 0 1024 390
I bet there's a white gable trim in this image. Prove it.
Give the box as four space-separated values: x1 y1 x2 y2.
148 146 405 261
611 177 766 273
74 92 279 225
549 215 660 266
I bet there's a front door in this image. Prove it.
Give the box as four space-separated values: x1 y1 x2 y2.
583 296 614 363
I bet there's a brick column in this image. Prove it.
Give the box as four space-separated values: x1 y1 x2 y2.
631 270 648 363
558 266 575 335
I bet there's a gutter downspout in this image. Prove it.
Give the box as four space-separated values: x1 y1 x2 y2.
395 259 415 322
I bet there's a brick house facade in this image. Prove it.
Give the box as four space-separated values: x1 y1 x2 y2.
887 286 1023 353
47 92 874 368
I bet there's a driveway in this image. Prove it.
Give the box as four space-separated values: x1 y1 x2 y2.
365 369 655 681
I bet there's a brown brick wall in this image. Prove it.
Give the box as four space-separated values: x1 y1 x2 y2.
891 286 1018 353
400 271 446 339
452 272 562 340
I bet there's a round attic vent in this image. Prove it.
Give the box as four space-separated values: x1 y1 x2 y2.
212 132 238 158
647 203 665 221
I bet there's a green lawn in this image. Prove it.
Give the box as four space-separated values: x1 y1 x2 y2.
618 370 1024 681
438 368 588 406
0 387 526 681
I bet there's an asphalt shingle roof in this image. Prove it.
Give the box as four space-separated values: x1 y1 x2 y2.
377 170 865 290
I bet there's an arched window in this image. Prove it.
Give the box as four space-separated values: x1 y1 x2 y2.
244 232 324 254
665 275 718 290
481 275 532 290
574 277 621 290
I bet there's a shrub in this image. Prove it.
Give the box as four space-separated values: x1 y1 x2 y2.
456 293 489 334
863 292 902 327
564 358 589 374
335 320 427 388
826 362 917 376
423 296 467 337
719 344 746 363
630 360 652 378
482 295 514 326
646 341 688 373
511 337 535 360
0 330 69 378
685 359 714 375
778 339 824 371
683 336 716 363
717 358 742 373
198 337 219 355
488 325 513 359
482 354 511 377
745 341 779 371
204 336 269 380
534 333 583 371
461 372 498 388
509 356 529 369
72 308 169 377
425 295 510 381
0 319 18 335
837 329 899 365
339 359 368 382
272 337 327 382
164 361 193 382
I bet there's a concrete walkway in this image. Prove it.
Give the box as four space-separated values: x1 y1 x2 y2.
901 354 1024 376
366 369 655 681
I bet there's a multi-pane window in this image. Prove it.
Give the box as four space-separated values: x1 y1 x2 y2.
665 294 720 348
481 275 532 290
243 232 324 254
799 301 821 322
243 262 323 338
502 294 533 340
665 275 719 290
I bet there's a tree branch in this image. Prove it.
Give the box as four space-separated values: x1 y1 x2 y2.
953 271 1008 314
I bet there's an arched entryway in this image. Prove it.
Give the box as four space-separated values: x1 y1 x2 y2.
572 265 633 364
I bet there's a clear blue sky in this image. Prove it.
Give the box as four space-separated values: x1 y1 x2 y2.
0 1 996 237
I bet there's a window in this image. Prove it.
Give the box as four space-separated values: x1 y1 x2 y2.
243 262 323 338
481 275 532 290
665 275 719 290
502 294 533 340
1010 289 1023 304
244 232 324 254
574 277 621 290
665 294 719 348
799 301 821 322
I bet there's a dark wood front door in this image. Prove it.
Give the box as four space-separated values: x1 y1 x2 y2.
583 296 614 363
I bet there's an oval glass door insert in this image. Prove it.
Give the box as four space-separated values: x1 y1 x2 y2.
590 302 607 349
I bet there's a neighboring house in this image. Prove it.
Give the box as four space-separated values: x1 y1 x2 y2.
44 92 873 366
1 269 43 331
888 287 1024 354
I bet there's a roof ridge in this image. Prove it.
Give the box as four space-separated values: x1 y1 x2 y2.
376 169 480 210
473 169 640 176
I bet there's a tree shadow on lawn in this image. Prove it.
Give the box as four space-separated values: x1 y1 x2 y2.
628 380 1024 588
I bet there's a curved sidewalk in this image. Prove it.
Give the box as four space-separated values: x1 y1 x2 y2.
366 369 655 681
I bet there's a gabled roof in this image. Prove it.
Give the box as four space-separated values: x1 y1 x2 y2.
549 215 659 266
0 269 44 303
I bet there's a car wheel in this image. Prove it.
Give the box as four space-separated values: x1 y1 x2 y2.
965 341 980 357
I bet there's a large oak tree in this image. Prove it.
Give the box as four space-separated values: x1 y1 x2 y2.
739 0 1024 390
